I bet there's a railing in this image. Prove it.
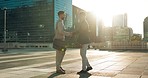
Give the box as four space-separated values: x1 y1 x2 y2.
0 43 53 49
93 41 148 50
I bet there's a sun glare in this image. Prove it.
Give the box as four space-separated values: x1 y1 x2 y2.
73 0 148 35
92 10 113 27
85 0 128 27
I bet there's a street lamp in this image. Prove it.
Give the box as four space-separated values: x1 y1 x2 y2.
27 32 30 43
39 24 45 42
2 7 8 52
15 32 17 42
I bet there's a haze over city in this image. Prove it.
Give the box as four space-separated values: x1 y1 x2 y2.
0 1 147 78
73 0 148 37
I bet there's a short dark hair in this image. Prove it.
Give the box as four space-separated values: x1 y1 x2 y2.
58 11 64 16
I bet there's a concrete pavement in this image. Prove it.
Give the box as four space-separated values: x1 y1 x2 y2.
0 49 148 78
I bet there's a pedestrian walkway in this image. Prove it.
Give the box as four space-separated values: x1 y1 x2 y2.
0 49 148 78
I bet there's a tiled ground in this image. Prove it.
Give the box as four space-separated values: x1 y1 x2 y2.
0 49 148 78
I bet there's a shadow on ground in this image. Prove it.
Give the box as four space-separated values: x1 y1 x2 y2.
78 72 92 78
48 73 62 78
106 49 148 52
48 72 92 78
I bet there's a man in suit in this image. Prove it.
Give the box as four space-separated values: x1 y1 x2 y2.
53 11 71 74
73 12 93 74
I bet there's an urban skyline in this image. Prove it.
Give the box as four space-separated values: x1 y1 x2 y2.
73 0 148 37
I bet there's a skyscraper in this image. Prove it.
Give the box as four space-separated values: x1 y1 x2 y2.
0 0 72 43
144 17 148 41
112 13 127 27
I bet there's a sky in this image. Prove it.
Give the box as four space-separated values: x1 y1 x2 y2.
72 0 148 36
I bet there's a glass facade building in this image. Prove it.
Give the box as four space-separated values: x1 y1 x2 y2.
112 13 127 27
0 0 72 43
144 17 148 41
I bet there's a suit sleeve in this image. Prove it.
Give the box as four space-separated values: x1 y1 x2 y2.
57 22 70 36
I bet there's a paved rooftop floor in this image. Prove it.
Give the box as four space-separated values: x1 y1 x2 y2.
0 49 148 78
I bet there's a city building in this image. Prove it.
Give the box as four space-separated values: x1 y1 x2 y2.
97 18 105 42
103 27 113 41
112 13 127 27
72 5 84 30
111 13 132 41
131 34 142 41
0 0 72 43
112 27 133 41
144 17 148 41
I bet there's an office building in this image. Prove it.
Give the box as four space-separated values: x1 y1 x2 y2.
112 13 127 27
0 0 72 43
144 17 148 41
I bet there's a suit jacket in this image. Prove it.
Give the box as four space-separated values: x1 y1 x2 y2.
74 20 91 44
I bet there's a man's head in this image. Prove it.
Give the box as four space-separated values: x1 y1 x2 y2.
58 11 65 20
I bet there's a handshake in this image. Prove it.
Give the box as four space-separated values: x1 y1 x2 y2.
66 31 77 37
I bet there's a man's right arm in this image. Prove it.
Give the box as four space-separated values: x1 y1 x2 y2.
57 22 71 36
